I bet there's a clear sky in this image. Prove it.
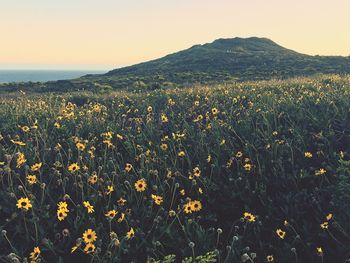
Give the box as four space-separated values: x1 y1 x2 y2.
1 0 349 70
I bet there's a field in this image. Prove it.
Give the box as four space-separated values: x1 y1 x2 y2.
1 75 350 262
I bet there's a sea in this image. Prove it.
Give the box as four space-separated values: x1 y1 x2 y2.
0 70 107 83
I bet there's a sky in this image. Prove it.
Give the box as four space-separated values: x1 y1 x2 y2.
1 0 350 70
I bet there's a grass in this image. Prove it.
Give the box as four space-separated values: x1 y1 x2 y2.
1 74 350 262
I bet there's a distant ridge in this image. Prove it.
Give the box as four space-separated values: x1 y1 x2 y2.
1 37 350 92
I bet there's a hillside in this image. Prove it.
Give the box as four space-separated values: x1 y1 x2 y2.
1 37 350 92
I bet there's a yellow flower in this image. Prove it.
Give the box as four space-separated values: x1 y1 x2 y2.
266 255 274 262
127 228 135 239
178 151 185 157
326 213 333 221
117 198 127 206
316 247 323 256
20 126 30 133
151 194 163 205
83 229 97 244
84 243 96 254
304 152 313 158
135 179 147 192
88 173 98 184
125 163 133 172
106 185 114 195
192 166 201 177
31 162 42 172
147 106 153 113
118 212 125 223
183 202 192 214
207 154 212 163
71 245 80 253
315 168 326 176
236 151 243 158
26 175 37 185
105 209 117 219
161 114 168 123
160 143 168 151
29 246 41 261
68 163 80 173
276 229 286 239
57 208 68 221
244 212 256 222
16 197 32 210
244 163 252 171
190 200 202 212
11 139 26 146
320 221 329 229
76 142 86 151
83 201 95 213
212 107 219 115
116 133 124 140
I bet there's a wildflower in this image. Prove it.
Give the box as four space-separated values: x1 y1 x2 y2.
212 107 219 115
147 106 153 113
68 163 80 173
16 152 27 168
266 255 274 262
183 202 192 214
76 142 86 151
304 152 313 158
57 208 68 221
31 162 42 172
29 247 41 262
315 168 326 176
244 163 252 171
105 210 117 219
116 134 124 140
151 194 163 205
135 179 147 192
244 212 256 222
276 229 286 239
207 154 212 163
118 213 125 223
106 185 114 195
26 175 37 185
117 198 127 206
125 163 133 172
320 222 328 229
160 143 168 151
236 151 243 158
20 126 30 133
11 139 26 146
316 247 323 256
83 201 94 213
180 189 185 196
16 197 32 210
326 213 333 221
54 122 61 128
161 114 168 123
84 243 96 254
83 229 97 243
127 228 135 239
190 200 202 212
71 244 80 253
178 151 185 157
192 166 201 177
88 173 98 184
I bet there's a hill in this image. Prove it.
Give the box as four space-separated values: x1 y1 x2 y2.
1 37 350 92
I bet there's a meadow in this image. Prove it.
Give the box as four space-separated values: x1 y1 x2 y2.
1 75 350 262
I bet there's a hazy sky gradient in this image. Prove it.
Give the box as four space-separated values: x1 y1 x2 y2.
1 0 349 70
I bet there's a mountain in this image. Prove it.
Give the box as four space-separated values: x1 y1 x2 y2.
81 37 350 89
1 37 350 92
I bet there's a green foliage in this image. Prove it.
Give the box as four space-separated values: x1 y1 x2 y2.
1 75 350 262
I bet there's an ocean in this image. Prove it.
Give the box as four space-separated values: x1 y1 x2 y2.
0 70 107 83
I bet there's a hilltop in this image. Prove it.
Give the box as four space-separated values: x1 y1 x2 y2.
1 37 350 92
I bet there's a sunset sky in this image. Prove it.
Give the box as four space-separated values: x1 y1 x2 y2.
1 0 349 70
